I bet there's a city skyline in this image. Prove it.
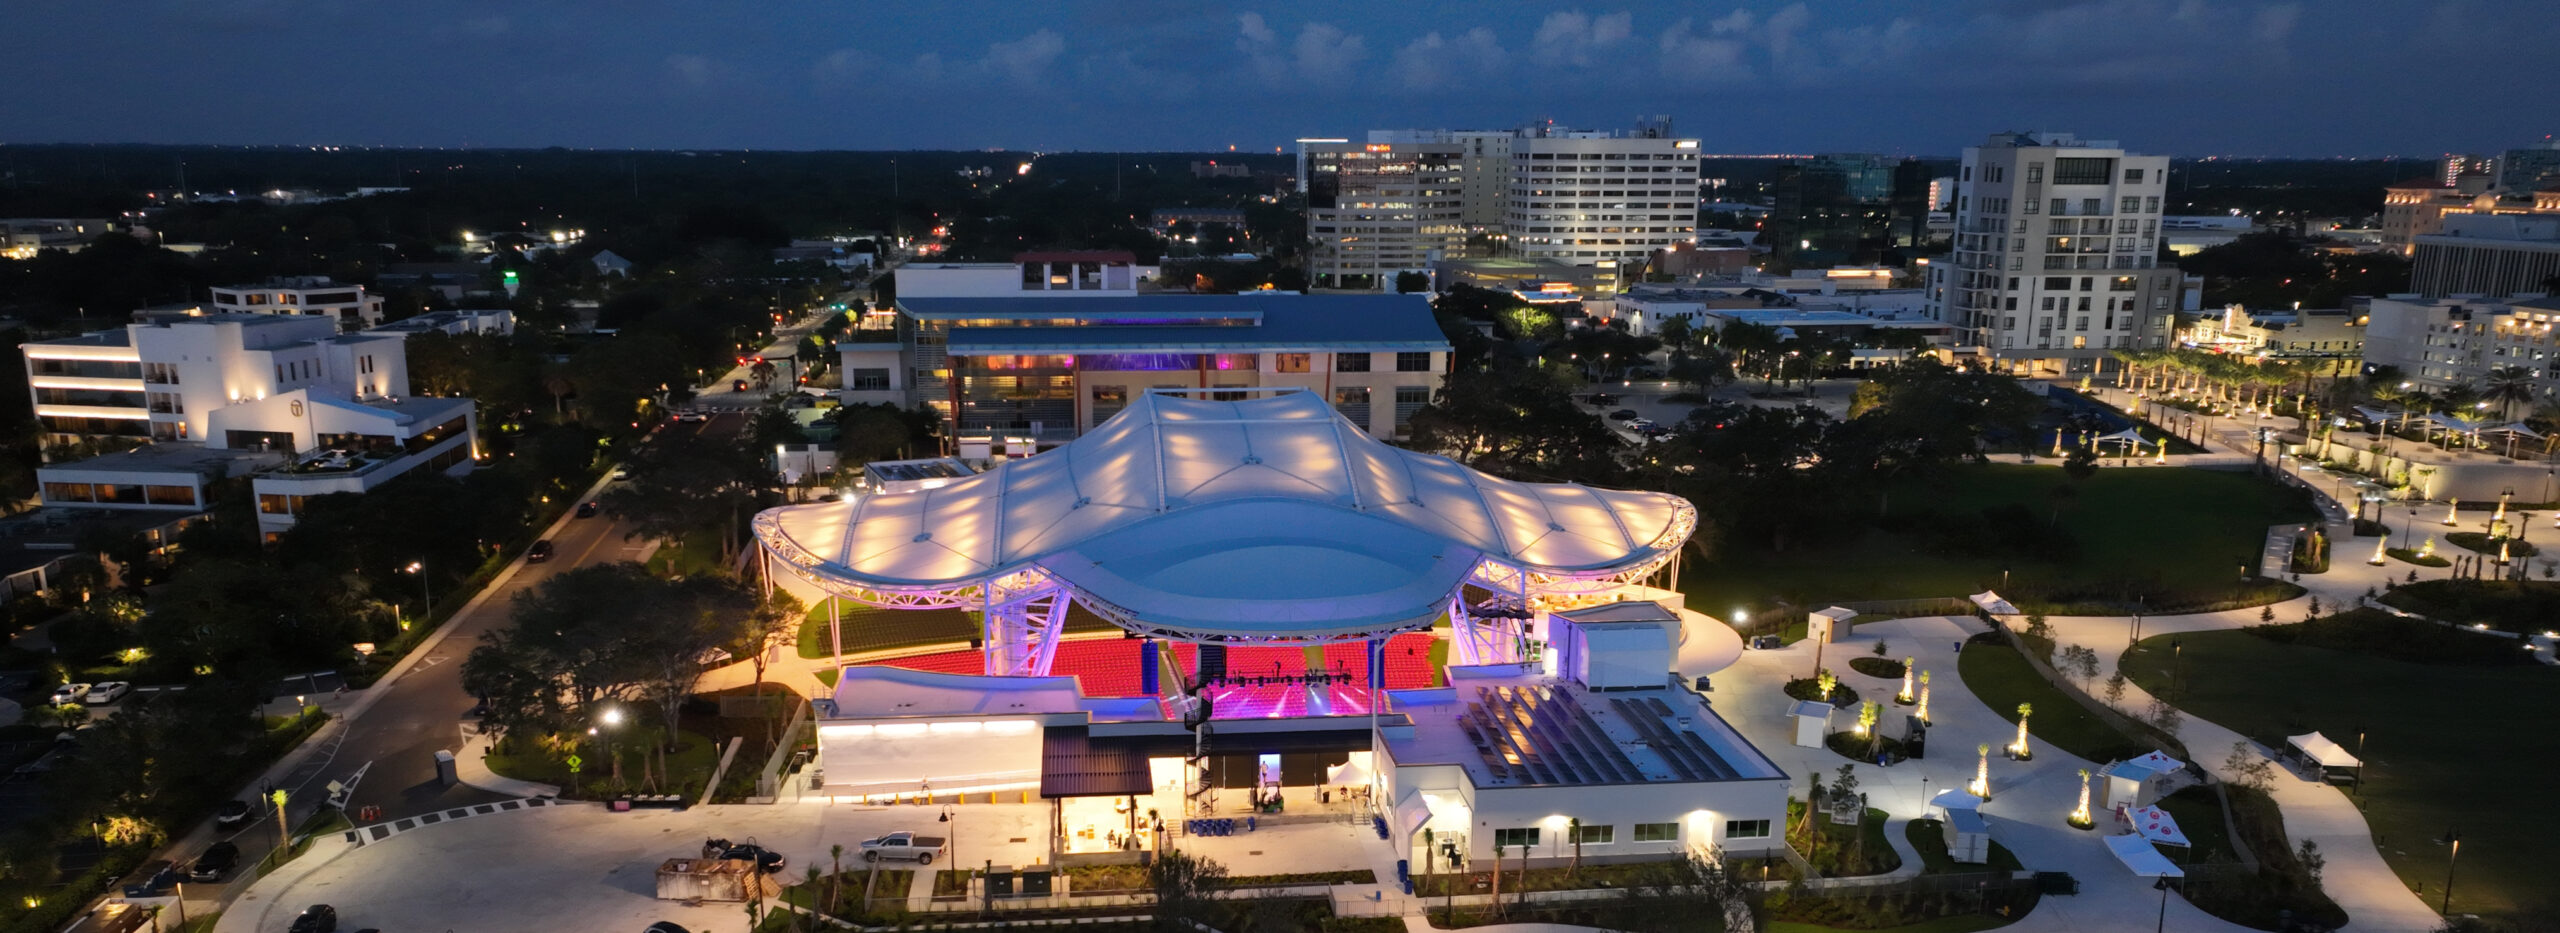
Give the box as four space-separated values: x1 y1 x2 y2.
2 0 2554 157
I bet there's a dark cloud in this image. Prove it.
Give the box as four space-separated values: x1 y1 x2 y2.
0 1 2552 155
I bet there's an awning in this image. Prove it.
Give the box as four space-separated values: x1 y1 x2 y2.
1969 591 2020 615
2105 833 2185 878
2482 422 2544 439
1392 788 1432 837
2117 804 2189 847
2351 405 2401 424
1039 727 1152 799
2288 732 2362 768
2427 412 2483 433
2092 428 2148 447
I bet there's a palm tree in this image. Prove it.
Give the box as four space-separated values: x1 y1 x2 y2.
2483 365 2537 420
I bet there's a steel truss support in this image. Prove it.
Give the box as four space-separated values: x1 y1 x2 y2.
983 587 1071 677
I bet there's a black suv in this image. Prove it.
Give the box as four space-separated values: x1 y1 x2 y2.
189 841 239 882
288 904 337 933
527 540 555 563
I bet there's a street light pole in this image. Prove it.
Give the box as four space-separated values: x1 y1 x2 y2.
405 561 431 618
2441 829 2461 915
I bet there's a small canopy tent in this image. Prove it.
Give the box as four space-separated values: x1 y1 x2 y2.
1969 591 2020 616
2116 803 2190 847
2104 833 2186 878
2091 428 2148 450
1326 757 1372 787
2287 732 2363 783
2098 751 2185 811
2351 405 2403 426
1929 789 1985 814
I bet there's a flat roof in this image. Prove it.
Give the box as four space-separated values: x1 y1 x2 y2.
1701 308 1886 327
1387 678 1785 788
36 442 283 478
862 457 975 483
921 294 1448 354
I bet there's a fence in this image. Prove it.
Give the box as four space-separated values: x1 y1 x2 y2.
1829 597 1978 619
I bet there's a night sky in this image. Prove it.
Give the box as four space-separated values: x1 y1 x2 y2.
3 0 2552 156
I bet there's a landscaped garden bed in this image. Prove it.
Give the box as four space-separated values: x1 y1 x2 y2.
1784 676 1859 707
2384 547 2450 567
1847 656 1905 679
2445 532 2537 558
2379 580 2560 633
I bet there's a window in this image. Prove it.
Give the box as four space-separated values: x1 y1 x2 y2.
1334 386 1370 423
2120 196 2140 214
2145 196 2160 213
2081 198 2104 214
1493 828 1540 848
1393 385 1430 432
2025 163 2044 184
850 368 891 391
1724 820 1772 840
1335 352 1372 372
2124 168 2146 183
1572 824 1614 845
1394 351 1432 372
2053 157 2114 185
1274 353 1311 373
2022 199 2039 215
2043 276 2071 291
1633 823 1679 843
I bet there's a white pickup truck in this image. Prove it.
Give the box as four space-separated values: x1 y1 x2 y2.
858 832 949 864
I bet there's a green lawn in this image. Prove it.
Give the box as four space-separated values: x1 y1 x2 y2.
1766 916 2019 933
1957 639 2170 766
2378 580 2560 634
1685 464 2313 615
646 527 731 578
2120 629 2560 919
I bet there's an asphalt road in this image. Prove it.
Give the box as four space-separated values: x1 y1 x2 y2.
331 410 752 822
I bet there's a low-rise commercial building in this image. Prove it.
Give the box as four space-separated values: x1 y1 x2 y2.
2179 305 2367 368
2361 294 2560 401
209 276 386 330
19 310 494 534
2410 212 2560 298
841 254 1450 449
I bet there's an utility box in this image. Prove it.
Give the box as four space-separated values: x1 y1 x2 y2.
986 866 1015 898
1019 864 1053 896
1903 716 1928 759
434 749 458 786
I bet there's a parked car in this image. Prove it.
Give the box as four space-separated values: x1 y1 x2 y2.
575 501 600 518
1587 393 1619 406
48 683 91 706
858 832 949 864
1607 409 1639 421
288 904 338 933
678 410 711 422
1628 418 1657 431
189 841 240 882
732 379 749 392
612 466 633 481
214 798 253 828
82 682 131 705
527 540 555 563
709 839 785 874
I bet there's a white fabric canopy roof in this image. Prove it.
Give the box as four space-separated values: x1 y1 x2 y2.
2092 428 2148 446
757 390 1693 639
2104 833 2185 878
2109 750 2187 784
1931 789 1984 811
1969 591 2020 615
2351 405 2401 424
2288 732 2362 768
2118 804 2189 847
2427 412 2484 433
2482 422 2544 439
1327 758 1372 786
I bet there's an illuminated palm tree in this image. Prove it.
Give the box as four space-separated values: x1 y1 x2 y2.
2483 366 2538 421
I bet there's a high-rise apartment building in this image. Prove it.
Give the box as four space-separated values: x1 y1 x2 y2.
1300 140 1466 290
1923 132 2182 375
1300 120 1700 291
2441 153 2496 187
